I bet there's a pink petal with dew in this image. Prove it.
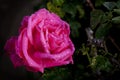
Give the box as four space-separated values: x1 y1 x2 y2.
42 57 72 68
19 16 29 33
4 37 23 67
21 30 44 73
27 9 49 44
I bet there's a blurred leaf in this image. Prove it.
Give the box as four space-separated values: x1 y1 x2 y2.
47 2 56 11
95 0 105 7
95 23 112 39
90 45 97 57
91 55 112 72
47 2 65 18
62 3 77 18
91 57 96 68
80 44 89 55
70 21 81 37
101 12 112 24
52 0 64 6
92 12 112 39
113 9 120 15
90 10 104 29
116 0 120 8
112 16 120 24
76 5 85 19
98 49 111 56
42 67 71 80
54 8 65 18
103 2 116 11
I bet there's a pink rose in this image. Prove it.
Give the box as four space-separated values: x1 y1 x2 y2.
4 8 75 73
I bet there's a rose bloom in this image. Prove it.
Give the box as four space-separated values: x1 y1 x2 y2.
4 8 75 73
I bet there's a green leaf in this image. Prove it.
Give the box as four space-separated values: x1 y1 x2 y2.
116 0 120 8
103 2 116 11
112 16 120 24
47 2 65 18
113 9 120 15
90 10 104 29
95 0 105 7
52 0 64 6
42 67 71 80
76 5 85 19
47 2 56 11
95 23 112 39
91 55 112 72
62 3 77 18
54 8 65 18
101 12 112 23
80 44 89 55
70 21 81 37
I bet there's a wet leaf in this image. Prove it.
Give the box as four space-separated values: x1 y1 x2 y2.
70 21 81 37
112 16 120 24
116 0 120 8
91 55 112 72
95 0 105 7
42 67 71 80
95 23 112 39
113 9 120 15
103 2 116 10
62 3 77 18
90 10 104 29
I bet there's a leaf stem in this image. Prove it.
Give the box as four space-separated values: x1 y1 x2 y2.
108 36 120 52
86 51 91 64
103 41 108 53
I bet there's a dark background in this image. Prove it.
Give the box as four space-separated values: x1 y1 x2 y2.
0 0 40 80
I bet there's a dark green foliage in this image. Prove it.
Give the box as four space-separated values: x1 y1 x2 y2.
90 9 113 38
62 3 77 18
116 0 120 8
95 0 105 7
113 9 120 15
90 10 104 29
103 2 116 10
69 21 81 37
90 55 112 72
52 0 64 7
41 67 72 80
112 16 120 24
95 22 112 38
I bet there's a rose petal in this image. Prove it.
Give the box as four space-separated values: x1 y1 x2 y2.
4 37 23 67
22 30 44 73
